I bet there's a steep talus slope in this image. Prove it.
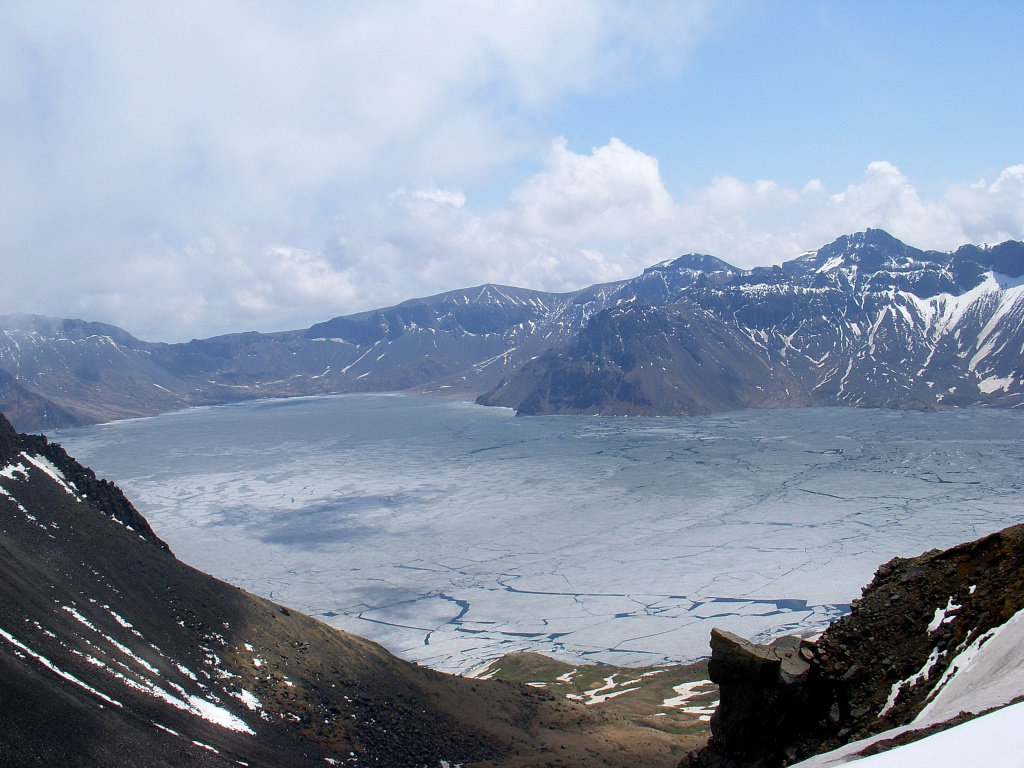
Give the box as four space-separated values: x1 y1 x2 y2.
0 366 83 431
482 300 807 416
681 524 1024 768
484 230 1024 415
3 230 1024 429
0 412 690 768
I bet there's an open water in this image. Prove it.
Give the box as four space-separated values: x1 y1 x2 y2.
56 396 1024 673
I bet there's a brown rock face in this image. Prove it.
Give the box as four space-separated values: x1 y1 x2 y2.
681 524 1024 768
682 631 811 768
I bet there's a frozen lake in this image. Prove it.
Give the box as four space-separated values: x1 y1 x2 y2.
56 396 1024 673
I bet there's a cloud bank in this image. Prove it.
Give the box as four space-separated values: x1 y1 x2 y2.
325 148 1024 316
125 149 1022 343
0 3 1021 341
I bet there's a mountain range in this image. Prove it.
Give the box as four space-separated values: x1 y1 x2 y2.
2 229 1022 430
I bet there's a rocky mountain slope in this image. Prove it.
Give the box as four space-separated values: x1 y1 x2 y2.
682 523 1024 768
2 230 1023 430
481 230 1024 415
0 366 83 431
0 412 696 768
0 284 610 430
479 300 806 416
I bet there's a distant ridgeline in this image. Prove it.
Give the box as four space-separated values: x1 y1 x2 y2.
2 229 1023 430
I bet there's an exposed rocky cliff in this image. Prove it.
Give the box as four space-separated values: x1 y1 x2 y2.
482 230 1024 415
481 300 807 416
681 524 1024 767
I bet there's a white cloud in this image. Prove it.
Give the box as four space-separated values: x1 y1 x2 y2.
0 0 720 340
816 161 965 249
310 146 1024 319
402 187 465 209
648 160 1024 269
511 137 675 240
944 165 1024 245
24 136 1024 343
0 4 1021 342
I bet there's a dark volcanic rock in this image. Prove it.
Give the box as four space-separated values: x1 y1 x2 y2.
681 524 1024 768
681 631 810 768
479 300 808 416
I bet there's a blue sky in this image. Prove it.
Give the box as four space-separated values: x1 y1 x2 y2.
533 1 1024 198
577 3 1024 196
1 1 1022 341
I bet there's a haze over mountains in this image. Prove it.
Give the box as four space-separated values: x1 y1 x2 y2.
1 229 1022 431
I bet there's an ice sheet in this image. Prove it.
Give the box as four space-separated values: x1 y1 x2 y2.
57 396 1024 673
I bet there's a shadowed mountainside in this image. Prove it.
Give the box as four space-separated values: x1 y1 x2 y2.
0 412 697 768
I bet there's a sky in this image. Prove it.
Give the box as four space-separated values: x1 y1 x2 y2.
1 1 1023 342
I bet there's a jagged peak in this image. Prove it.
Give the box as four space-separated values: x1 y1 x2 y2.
644 253 739 275
786 229 927 277
808 229 903 257
854 227 903 246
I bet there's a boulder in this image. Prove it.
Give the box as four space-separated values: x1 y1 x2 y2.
682 630 810 768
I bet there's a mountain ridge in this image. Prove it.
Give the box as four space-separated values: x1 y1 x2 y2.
2 230 1023 430
481 230 1024 415
0 410 695 767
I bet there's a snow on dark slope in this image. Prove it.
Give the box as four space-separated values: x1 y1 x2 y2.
2 230 1023 429
0 413 688 768
682 523 1024 768
482 230 1024 415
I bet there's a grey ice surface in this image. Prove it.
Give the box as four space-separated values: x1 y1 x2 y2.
56 396 1024 673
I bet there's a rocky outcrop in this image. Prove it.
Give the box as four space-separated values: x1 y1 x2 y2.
682 632 813 768
682 524 1024 767
2 425 171 551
